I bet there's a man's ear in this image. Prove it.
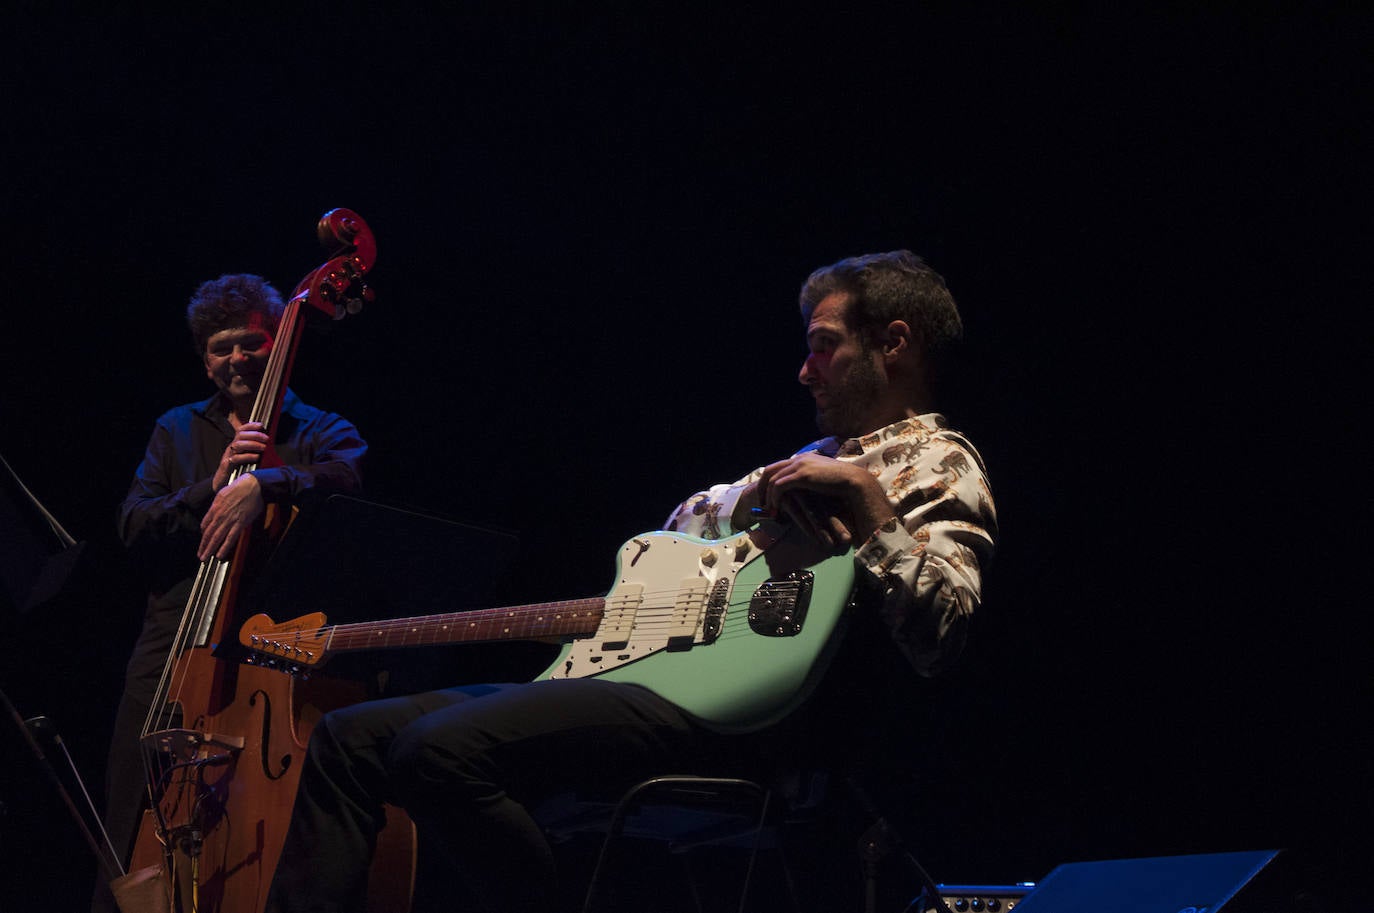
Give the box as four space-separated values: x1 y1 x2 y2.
882 320 914 358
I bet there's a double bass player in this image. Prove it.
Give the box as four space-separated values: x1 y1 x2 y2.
94 273 367 913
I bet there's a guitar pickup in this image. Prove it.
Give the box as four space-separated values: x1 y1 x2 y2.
599 583 643 648
666 577 708 649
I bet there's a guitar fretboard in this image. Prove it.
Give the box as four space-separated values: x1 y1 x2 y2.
325 598 606 653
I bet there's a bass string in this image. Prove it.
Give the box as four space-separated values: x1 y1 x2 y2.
248 294 300 428
141 559 219 738
145 292 305 736
160 561 230 722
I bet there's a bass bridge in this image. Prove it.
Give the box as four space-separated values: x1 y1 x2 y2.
141 728 245 767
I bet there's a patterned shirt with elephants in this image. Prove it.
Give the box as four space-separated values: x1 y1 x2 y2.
663 413 996 676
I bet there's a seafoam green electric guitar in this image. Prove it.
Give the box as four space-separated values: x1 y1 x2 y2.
239 520 857 733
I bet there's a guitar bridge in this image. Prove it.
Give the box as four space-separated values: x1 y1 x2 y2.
748 570 813 637
701 577 730 643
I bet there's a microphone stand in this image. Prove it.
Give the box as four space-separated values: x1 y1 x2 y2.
845 777 954 913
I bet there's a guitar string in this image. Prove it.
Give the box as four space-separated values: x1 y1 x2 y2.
248 582 808 655
303 582 806 635
322 583 804 638
251 606 798 669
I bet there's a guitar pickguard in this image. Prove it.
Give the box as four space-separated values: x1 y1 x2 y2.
547 532 746 678
540 524 857 733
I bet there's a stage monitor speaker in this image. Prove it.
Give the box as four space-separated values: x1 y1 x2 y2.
1010 849 1306 913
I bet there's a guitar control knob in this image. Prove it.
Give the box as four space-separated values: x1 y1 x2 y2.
700 549 717 567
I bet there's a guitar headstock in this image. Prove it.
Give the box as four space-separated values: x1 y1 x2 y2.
238 612 330 674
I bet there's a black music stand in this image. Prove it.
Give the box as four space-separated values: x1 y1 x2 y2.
0 452 87 620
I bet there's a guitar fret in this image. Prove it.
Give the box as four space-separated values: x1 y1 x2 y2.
267 598 608 659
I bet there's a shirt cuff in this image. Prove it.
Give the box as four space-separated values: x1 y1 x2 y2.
854 515 919 578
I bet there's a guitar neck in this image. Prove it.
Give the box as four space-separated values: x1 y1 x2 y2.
323 598 606 655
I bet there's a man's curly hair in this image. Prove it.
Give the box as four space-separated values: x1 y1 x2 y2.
186 274 285 355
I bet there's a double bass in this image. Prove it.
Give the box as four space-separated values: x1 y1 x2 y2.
121 210 412 913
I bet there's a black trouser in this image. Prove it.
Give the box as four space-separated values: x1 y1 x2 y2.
265 677 742 913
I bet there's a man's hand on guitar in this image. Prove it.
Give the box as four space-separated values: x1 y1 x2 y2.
749 452 897 550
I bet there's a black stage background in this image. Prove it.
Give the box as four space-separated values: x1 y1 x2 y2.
2 7 1368 912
